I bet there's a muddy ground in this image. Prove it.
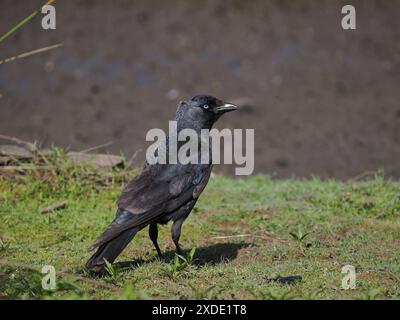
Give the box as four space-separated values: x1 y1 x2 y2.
1 0 399 178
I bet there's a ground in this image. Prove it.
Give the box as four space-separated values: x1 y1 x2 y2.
0 152 399 299
1 0 400 178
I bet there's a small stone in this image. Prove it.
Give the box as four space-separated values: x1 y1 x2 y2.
67 152 124 169
0 145 33 159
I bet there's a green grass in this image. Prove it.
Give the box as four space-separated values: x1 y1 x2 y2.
0 152 399 299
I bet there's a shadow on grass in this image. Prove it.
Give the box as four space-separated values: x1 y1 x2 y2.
190 242 251 266
115 242 251 271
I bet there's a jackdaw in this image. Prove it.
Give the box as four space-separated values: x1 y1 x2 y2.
85 95 237 274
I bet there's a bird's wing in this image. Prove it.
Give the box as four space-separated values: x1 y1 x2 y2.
117 163 210 212
89 163 212 250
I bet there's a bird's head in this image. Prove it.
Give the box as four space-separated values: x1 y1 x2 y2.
176 95 238 130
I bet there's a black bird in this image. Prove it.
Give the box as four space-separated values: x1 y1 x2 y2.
85 95 237 274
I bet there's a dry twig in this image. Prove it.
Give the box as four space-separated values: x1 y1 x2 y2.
40 200 68 214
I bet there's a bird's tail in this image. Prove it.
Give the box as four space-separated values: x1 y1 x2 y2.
85 227 140 274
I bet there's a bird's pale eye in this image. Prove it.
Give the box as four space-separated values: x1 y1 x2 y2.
203 104 209 109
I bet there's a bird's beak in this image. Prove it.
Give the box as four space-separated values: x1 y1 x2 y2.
214 102 238 114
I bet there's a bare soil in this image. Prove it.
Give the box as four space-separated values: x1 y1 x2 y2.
1 0 400 178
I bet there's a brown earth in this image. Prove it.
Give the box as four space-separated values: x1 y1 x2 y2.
1 0 400 178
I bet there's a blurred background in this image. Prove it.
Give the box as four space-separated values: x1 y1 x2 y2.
1 0 399 178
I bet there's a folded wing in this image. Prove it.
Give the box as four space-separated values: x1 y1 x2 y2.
89 163 212 250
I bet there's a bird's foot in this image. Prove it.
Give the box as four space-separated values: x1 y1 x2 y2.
84 265 107 278
156 253 164 260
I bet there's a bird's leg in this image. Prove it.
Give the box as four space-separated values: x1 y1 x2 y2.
149 223 163 259
171 219 185 256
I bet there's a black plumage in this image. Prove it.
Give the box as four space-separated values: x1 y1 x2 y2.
85 95 237 274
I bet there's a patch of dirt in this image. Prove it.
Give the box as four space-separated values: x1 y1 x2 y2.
1 1 400 179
